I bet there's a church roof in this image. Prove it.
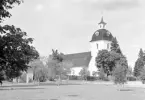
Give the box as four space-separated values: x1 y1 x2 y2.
90 29 113 42
64 52 91 68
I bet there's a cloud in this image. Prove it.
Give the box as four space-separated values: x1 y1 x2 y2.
130 44 140 49
102 0 139 11
35 4 44 12
77 0 139 11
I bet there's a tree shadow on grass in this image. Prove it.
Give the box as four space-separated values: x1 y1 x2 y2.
118 88 134 91
1 82 81 88
67 94 79 97
0 87 45 91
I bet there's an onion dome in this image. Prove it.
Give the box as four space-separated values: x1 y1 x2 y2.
90 17 113 42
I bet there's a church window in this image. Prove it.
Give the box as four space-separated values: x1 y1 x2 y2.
97 43 99 49
95 31 99 36
107 43 109 49
107 31 110 36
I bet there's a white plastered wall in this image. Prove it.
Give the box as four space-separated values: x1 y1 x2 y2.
88 40 111 76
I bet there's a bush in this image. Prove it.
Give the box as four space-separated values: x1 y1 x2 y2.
48 77 55 81
98 68 109 81
127 76 136 81
112 64 127 84
69 75 79 80
87 76 96 81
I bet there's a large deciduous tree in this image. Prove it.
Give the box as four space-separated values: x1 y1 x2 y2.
0 0 39 81
0 25 39 80
96 37 128 78
96 50 121 76
0 0 23 22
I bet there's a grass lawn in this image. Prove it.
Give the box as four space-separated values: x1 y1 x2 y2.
0 82 145 100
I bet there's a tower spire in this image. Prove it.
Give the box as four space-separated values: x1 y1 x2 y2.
98 16 107 29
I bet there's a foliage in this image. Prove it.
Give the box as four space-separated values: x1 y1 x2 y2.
0 0 23 22
96 50 111 76
127 76 136 81
47 49 72 84
134 48 145 77
134 58 144 77
0 25 39 80
110 37 122 54
29 59 47 82
140 67 145 84
112 63 128 84
97 67 106 80
126 66 133 76
138 48 144 59
92 71 98 77
33 67 48 82
96 50 121 76
79 68 90 80
19 72 27 83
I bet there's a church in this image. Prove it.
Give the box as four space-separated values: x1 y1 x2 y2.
24 17 114 83
64 17 114 76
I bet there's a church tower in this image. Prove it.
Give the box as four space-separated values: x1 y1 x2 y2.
88 17 113 76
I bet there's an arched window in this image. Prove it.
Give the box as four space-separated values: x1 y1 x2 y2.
107 43 109 49
97 43 99 49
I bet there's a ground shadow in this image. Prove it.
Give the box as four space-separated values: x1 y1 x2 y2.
1 82 81 88
118 88 134 91
0 87 45 91
68 94 79 97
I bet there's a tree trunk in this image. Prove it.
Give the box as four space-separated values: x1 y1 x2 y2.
57 75 61 86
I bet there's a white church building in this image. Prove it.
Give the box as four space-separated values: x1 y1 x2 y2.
24 17 114 83
64 17 114 76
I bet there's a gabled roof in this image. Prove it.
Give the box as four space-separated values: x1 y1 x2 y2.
64 52 91 68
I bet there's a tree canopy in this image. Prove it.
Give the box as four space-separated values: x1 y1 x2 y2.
0 0 23 22
134 48 145 77
96 37 128 77
0 25 39 79
110 37 122 54
96 50 123 76
0 0 39 80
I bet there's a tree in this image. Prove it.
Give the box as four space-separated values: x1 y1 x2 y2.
134 49 145 77
29 59 46 83
96 50 111 76
97 67 106 80
110 37 122 54
126 66 133 77
47 49 66 85
140 67 145 84
0 0 23 23
96 50 121 76
112 63 128 85
138 48 144 59
33 67 48 83
0 25 39 80
59 61 73 80
79 67 90 81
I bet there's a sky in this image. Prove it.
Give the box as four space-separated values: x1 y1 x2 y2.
4 0 145 68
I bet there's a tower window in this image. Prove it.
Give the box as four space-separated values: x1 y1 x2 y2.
97 43 99 49
107 43 109 49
